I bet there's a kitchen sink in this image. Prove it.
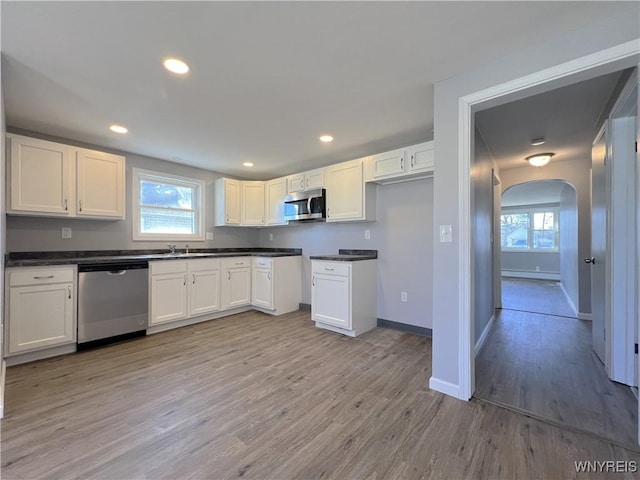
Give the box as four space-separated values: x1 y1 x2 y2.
164 252 213 258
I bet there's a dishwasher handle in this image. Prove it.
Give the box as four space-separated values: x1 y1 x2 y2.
107 270 127 276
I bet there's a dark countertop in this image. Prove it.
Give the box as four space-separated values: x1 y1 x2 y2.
309 249 378 262
5 248 302 267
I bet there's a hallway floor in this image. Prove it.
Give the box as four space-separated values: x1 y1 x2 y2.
475 278 638 450
501 277 576 318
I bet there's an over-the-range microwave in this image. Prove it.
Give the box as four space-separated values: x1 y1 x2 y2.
283 188 326 222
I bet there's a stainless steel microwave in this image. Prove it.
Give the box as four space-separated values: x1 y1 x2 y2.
283 188 326 222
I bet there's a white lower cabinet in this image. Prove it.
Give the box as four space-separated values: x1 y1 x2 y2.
251 256 301 315
149 261 189 325
311 260 377 337
222 257 251 309
5 266 77 356
189 259 221 317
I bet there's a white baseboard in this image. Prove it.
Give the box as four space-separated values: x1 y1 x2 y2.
475 314 495 357
502 270 560 281
559 282 578 316
429 376 464 399
578 312 593 321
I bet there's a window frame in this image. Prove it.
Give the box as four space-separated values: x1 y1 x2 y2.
132 168 205 242
500 205 559 252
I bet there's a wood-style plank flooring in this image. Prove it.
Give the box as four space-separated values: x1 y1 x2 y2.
2 310 640 479
476 279 637 450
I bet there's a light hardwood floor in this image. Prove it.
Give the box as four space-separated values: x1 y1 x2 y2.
2 310 640 479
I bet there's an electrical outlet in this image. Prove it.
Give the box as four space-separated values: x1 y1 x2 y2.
61 227 72 239
536 266 540 272
439 225 453 243
401 292 408 302
269 233 274 241
364 229 371 240
206 232 214 240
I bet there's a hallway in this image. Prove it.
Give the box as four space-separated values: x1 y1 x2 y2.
475 278 638 449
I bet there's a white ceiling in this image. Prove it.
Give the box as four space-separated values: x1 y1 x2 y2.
2 2 637 180
502 180 569 208
475 71 623 171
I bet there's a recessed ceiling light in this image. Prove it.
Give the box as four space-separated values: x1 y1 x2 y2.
163 57 190 75
319 135 334 143
531 137 546 146
525 152 554 167
109 124 128 134
243 162 254 167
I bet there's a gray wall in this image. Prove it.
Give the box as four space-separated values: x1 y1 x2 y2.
1 31 6 379
5 129 259 252
431 10 638 392
472 128 494 344
559 183 579 313
258 178 434 329
501 251 560 277
499 160 590 314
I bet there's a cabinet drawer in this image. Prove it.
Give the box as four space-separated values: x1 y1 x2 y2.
9 267 75 286
188 258 221 272
223 257 251 268
253 257 272 269
150 260 188 275
312 261 350 276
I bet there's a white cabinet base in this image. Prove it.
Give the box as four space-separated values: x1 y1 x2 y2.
147 305 252 335
5 343 77 366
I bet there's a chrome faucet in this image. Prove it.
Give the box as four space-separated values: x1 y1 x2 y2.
185 244 190 254
167 243 176 254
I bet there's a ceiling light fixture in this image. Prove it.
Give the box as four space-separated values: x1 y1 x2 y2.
243 162 254 167
109 124 128 134
163 57 190 75
319 135 334 143
530 137 546 146
525 152 554 167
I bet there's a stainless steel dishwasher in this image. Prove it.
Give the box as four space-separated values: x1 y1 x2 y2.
78 262 148 346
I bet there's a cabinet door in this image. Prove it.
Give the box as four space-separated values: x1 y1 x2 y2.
225 267 251 308
9 135 72 215
370 148 406 179
189 269 221 316
312 273 351 329
76 149 125 218
241 182 265 225
266 178 287 225
325 159 363 222
407 142 434 174
252 267 273 309
305 168 325 190
150 273 188 325
8 283 75 354
287 174 305 194
225 179 242 225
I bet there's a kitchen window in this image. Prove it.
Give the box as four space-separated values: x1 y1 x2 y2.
501 207 558 251
133 168 205 241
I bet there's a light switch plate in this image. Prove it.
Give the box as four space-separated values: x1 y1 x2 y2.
206 232 214 240
439 225 452 243
364 229 371 240
61 227 72 239
269 233 274 241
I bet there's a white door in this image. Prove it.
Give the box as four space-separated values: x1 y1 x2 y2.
226 267 251 308
252 267 273 309
224 179 241 225
189 269 221 316
150 273 188 325
76 149 125 218
407 141 434 174
241 182 265 225
590 125 607 364
266 178 287 225
325 159 363 221
312 273 350 329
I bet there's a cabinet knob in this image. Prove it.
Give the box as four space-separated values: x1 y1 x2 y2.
79 200 82 212
183 275 187 286
268 271 271 280
64 199 68 211
67 285 71 299
312 275 315 286
192 274 196 284
411 155 414 167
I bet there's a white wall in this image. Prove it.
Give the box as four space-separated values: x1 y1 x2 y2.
5 129 259 252
559 183 579 314
431 9 639 395
258 178 434 329
1 3 7 417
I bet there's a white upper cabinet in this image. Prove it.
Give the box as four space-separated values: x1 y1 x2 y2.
287 168 324 193
241 181 265 226
364 140 434 183
265 177 288 226
325 158 376 222
8 134 125 219
76 148 125 218
214 178 241 226
406 141 434 174
370 148 406 179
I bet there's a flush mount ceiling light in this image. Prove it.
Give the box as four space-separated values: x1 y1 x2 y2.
109 124 128 134
530 137 546 146
243 162 254 167
319 135 334 143
163 57 190 75
525 152 555 167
